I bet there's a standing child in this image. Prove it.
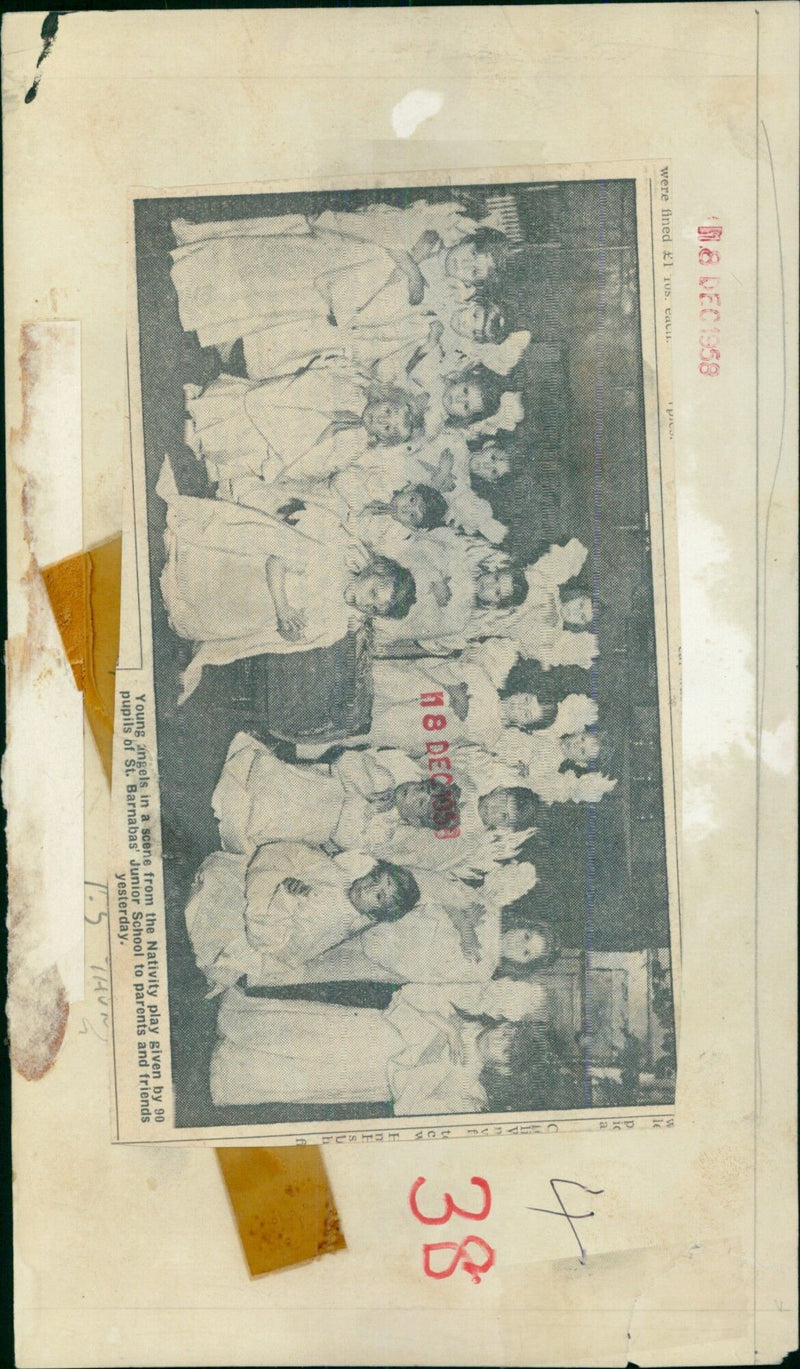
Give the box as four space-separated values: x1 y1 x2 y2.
156 457 416 701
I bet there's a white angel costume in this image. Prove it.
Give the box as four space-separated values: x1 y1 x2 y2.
333 435 508 544
401 347 525 443
212 733 422 859
422 538 599 666
184 843 380 995
372 531 513 650
184 360 414 488
210 978 544 1112
368 638 519 753
170 202 482 359
206 472 424 558
362 748 538 881
241 307 437 385
491 694 618 805
156 458 369 701
298 861 539 986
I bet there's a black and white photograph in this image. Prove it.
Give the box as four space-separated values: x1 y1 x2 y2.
111 170 680 1141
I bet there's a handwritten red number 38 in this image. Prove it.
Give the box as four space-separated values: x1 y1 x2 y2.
410 1177 495 1283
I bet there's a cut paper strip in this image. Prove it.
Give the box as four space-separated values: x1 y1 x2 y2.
216 1146 346 1278
42 536 122 784
43 537 344 1274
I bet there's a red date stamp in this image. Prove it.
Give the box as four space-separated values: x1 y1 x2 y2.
410 1176 495 1283
419 692 461 839
697 222 723 376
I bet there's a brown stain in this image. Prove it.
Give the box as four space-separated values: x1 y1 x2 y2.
216 1147 346 1278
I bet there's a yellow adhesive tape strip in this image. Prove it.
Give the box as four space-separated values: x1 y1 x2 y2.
42 536 122 784
217 1146 345 1278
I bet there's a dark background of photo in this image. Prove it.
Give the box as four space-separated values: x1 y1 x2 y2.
133 178 676 1127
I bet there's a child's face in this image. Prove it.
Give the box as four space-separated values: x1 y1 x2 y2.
561 731 600 766
443 378 485 421
500 927 548 966
475 567 514 607
477 786 518 830
390 487 427 529
451 302 489 339
469 444 511 482
346 572 395 616
503 692 542 728
349 867 397 917
562 594 593 628
445 242 493 284
478 1021 516 1067
394 780 438 828
362 398 413 445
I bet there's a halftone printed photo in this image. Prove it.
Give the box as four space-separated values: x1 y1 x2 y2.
109 168 680 1143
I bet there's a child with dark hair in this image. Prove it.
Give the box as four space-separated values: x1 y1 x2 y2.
442 364 508 425
451 300 510 345
298 872 558 989
443 226 519 290
353 483 450 553
184 843 423 995
440 300 532 379
374 533 530 652
156 456 416 701
354 554 417 621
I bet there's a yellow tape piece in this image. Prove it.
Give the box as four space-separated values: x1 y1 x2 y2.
217 1146 345 1277
42 536 122 784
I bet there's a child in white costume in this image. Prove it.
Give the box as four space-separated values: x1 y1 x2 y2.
184 360 427 489
217 430 509 549
210 979 547 1112
372 530 530 651
486 694 618 805
368 638 522 753
241 300 529 388
183 843 421 996
156 458 416 702
333 435 508 544
212 733 538 880
211 734 420 859
296 863 557 988
170 203 508 359
412 538 600 667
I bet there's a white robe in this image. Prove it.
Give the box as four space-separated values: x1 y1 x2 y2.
185 362 380 487
212 734 419 858
368 638 519 753
156 459 364 700
210 979 541 1112
170 202 479 352
183 843 377 993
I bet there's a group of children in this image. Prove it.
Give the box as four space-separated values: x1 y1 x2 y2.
164 198 616 1117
